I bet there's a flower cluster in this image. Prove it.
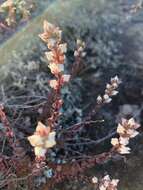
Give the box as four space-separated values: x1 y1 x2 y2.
0 0 16 26
74 39 86 58
130 1 142 14
97 76 121 104
28 122 56 159
39 20 70 130
28 21 71 159
111 118 140 154
39 20 70 89
92 175 119 190
0 0 33 26
92 176 98 184
99 175 119 190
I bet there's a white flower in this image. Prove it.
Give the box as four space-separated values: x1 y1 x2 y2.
74 50 79 57
119 137 129 146
111 179 119 186
99 175 119 190
92 176 98 184
34 147 47 157
113 118 140 155
76 39 82 46
45 51 54 62
97 95 103 104
103 175 110 181
49 79 58 90
111 75 121 84
111 90 118 96
28 121 56 158
61 74 70 83
103 94 112 103
128 118 140 129
45 131 56 148
103 175 110 188
48 63 64 74
119 145 131 154
28 134 44 147
127 129 139 138
39 20 62 44
128 118 135 126
106 84 111 89
59 43 67 53
99 185 106 190
111 138 119 146
117 124 125 134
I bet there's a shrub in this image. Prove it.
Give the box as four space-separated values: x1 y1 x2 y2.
0 20 141 190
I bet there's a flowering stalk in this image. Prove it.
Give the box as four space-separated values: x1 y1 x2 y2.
71 39 86 77
60 76 121 143
111 118 140 154
0 0 33 27
81 76 121 124
97 76 121 105
74 39 86 58
28 21 70 159
39 20 70 129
